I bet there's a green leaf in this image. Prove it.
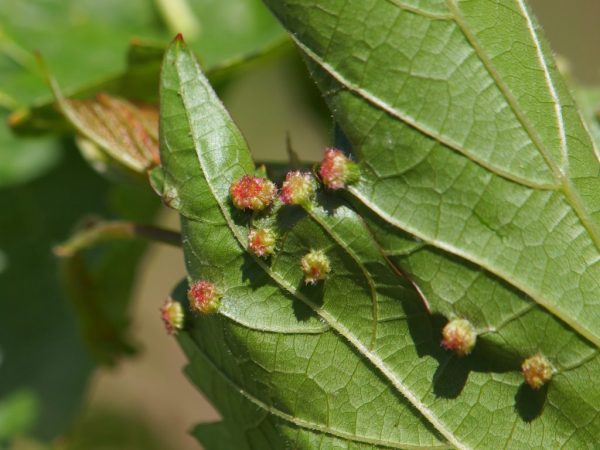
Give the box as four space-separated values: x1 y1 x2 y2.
0 110 62 189
259 0 600 447
160 38 453 449
10 38 292 138
0 151 99 440
0 0 164 106
0 0 284 107
57 184 160 366
160 1 600 446
0 0 164 186
575 87 600 147
159 0 286 69
1 0 285 186
265 0 600 344
0 390 39 443
9 42 166 137
0 149 157 439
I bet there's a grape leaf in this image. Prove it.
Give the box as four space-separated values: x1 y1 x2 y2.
258 0 600 447
159 37 455 449
576 87 600 147
263 0 600 346
159 0 600 446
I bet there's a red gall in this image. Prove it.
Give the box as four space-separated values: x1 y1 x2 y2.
319 148 360 190
188 280 221 314
230 175 277 211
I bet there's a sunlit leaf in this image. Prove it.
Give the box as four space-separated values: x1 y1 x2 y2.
159 0 600 445
160 38 452 449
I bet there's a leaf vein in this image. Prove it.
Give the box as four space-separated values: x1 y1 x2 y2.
185 330 446 450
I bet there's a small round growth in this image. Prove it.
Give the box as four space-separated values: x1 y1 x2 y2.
160 298 184 335
188 280 221 314
280 171 316 205
441 318 477 357
319 148 360 190
522 353 553 390
248 227 277 257
230 175 277 211
300 249 331 285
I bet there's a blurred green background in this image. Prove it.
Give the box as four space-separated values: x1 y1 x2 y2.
0 1 598 449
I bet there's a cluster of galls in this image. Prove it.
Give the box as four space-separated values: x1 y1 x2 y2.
161 149 360 335
441 318 554 389
227 148 360 284
165 149 554 393
229 147 359 211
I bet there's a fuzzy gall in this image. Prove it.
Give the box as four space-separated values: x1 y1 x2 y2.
280 171 316 206
188 280 221 314
300 249 331 285
229 175 277 211
160 298 184 335
248 227 277 257
522 353 553 390
319 148 360 190
441 318 477 357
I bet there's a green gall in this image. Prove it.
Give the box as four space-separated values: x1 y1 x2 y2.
522 353 553 390
160 298 184 335
280 171 316 205
300 249 331 285
441 318 477 357
248 227 278 257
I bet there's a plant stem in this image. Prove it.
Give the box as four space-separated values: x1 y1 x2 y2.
154 0 201 41
54 219 181 257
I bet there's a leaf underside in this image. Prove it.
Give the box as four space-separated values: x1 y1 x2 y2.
159 0 600 448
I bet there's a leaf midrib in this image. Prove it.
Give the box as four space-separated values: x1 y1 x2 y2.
171 43 463 449
305 204 380 349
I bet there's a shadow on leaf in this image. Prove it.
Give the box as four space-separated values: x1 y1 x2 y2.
514 382 548 422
